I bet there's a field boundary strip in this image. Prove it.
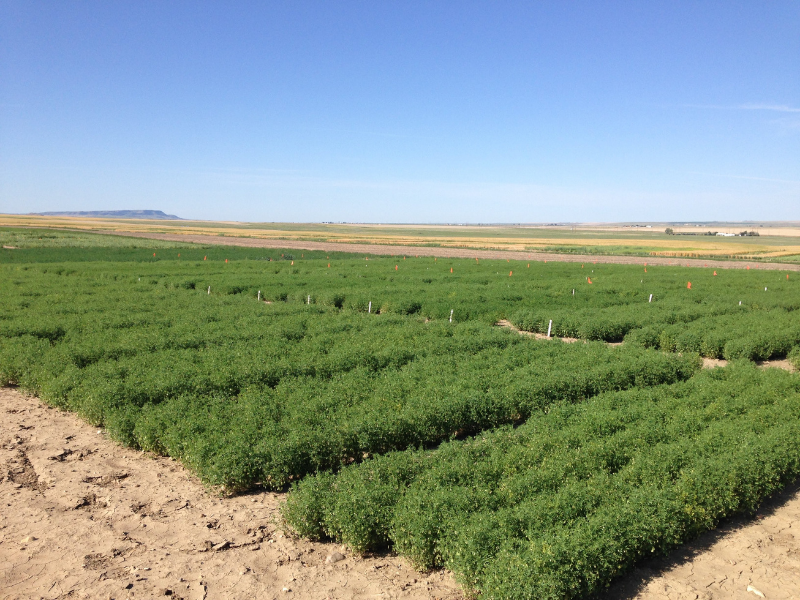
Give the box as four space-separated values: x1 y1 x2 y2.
100 231 800 271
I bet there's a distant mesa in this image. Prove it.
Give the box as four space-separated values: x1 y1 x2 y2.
33 210 182 220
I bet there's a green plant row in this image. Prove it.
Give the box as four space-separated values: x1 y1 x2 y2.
283 364 800 599
623 310 800 360
0 313 697 490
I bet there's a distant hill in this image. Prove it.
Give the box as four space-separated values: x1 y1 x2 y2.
34 210 182 220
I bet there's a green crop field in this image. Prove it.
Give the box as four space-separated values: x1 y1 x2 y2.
2 228 799 599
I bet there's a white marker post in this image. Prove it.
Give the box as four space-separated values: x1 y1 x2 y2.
649 294 653 303
739 301 742 305
307 295 310 305
572 289 575 296
368 301 372 314
208 286 211 295
547 320 552 338
258 290 261 301
450 309 454 323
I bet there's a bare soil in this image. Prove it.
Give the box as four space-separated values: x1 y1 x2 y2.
604 481 800 600
0 388 461 600
2 387 799 600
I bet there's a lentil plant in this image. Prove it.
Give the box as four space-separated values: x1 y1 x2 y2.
2 228 799 599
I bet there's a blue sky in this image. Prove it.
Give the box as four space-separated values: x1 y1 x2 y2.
1 1 798 223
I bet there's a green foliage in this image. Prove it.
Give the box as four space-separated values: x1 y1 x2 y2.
284 365 800 598
3 228 800 598
0 246 706 490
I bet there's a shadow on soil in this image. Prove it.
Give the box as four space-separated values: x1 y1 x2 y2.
596 479 800 599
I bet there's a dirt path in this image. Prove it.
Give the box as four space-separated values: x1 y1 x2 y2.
0 388 461 600
108 232 800 272
2 387 799 599
495 320 798 372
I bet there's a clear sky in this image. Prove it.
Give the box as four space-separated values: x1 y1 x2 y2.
1 1 798 223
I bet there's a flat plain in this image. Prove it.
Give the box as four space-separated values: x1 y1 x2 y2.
2 224 800 599
3 214 800 262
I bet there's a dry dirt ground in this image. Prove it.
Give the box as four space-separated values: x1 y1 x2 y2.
2 387 799 600
0 388 460 600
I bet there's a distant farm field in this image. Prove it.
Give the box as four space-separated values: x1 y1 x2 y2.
3 214 800 262
2 227 800 599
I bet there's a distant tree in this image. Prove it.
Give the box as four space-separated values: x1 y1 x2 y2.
665 227 674 235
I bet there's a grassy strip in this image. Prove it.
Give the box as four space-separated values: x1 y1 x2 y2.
283 364 800 599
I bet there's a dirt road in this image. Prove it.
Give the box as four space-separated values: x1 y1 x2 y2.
109 232 800 272
2 387 799 599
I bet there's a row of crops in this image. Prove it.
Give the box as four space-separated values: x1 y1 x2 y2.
2 232 799 599
284 365 800 598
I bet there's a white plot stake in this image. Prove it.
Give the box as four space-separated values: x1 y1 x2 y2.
739 300 742 305
649 294 653 303
572 289 575 296
765 287 768 291
368 301 372 313
307 295 310 305
207 286 211 295
547 320 552 338
450 309 454 323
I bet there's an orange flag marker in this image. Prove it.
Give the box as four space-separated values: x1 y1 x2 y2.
450 267 453 273
587 277 592 284
713 271 717 276
225 259 228 263
687 282 692 289
291 261 294 265
204 256 206 260
328 263 330 268
509 271 513 276
395 265 398 271
153 253 156 257
644 268 647 273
